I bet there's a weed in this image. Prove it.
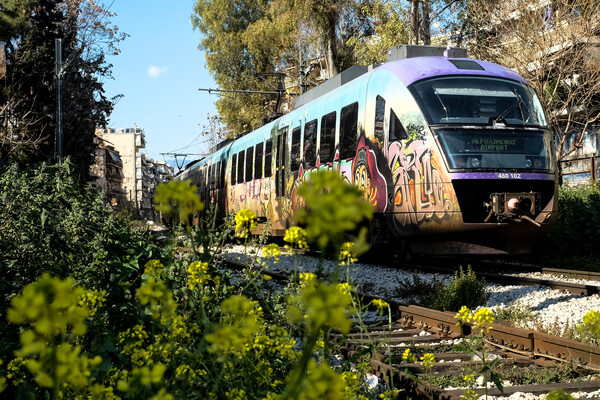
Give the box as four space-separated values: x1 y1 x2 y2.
395 267 489 312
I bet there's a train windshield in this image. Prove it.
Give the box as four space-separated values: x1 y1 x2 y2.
411 76 546 127
435 128 555 171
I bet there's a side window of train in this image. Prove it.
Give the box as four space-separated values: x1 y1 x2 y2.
303 119 317 169
231 153 237 184
389 108 408 141
220 159 226 188
340 102 358 159
255 142 263 179
320 112 336 164
245 146 254 182
237 150 244 184
291 127 301 171
214 163 218 187
207 165 212 188
374 95 385 146
264 139 273 177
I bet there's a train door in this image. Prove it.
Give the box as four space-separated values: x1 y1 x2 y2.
275 127 288 198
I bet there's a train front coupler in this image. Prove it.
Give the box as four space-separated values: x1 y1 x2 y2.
484 192 542 227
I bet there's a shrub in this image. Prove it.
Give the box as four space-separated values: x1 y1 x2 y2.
537 184 600 258
0 161 164 367
396 266 489 312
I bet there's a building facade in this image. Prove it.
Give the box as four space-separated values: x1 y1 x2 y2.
95 127 174 218
90 139 126 207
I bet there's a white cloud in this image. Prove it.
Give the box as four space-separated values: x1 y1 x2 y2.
148 66 168 78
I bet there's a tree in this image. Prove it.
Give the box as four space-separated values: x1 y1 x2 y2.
192 0 282 134
0 0 125 181
456 0 600 168
347 0 410 65
193 0 382 133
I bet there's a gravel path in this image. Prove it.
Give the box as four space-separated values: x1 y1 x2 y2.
224 245 600 336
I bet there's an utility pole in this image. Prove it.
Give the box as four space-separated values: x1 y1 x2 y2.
55 38 63 164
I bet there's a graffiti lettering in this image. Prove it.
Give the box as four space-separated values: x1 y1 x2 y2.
389 140 452 225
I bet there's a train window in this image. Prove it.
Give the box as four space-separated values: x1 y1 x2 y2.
255 142 263 179
237 151 244 184
304 119 317 168
220 159 226 188
208 165 212 188
291 127 301 171
264 139 273 177
320 112 336 163
340 102 358 159
245 147 254 182
375 96 385 146
410 76 546 127
389 108 408 141
231 153 237 184
210 164 215 188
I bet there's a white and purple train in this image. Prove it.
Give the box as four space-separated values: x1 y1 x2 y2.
177 46 558 255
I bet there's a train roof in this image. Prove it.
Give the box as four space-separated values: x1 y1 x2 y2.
379 56 527 87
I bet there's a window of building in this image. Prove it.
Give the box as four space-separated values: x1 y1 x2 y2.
340 102 358 159
303 119 317 168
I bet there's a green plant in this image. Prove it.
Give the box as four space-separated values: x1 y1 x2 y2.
493 302 536 325
435 267 489 312
456 306 503 399
396 267 489 312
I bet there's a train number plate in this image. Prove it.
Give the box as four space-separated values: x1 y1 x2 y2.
497 173 522 179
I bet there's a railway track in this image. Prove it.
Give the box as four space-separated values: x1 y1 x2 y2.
398 258 600 296
219 257 600 398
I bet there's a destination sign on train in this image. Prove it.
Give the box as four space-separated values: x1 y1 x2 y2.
466 137 523 152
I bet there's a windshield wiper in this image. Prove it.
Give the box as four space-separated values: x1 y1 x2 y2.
491 89 526 124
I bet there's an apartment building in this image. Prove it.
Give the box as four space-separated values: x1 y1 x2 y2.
90 139 126 207
95 127 174 218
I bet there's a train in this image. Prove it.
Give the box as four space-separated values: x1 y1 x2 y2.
176 46 558 255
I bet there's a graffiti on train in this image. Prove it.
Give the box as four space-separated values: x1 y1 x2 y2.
388 139 453 225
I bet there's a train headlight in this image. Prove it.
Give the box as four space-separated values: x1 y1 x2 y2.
470 157 480 168
525 158 533 168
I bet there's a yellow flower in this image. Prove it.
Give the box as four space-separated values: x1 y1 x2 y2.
287 282 353 334
283 226 308 250
372 298 388 310
144 259 165 277
456 306 495 332
7 274 89 337
235 209 258 238
206 296 265 357
402 348 417 363
472 308 495 332
336 282 352 295
338 242 358 265
420 353 436 370
262 243 282 263
299 272 317 288
188 261 211 290
78 289 107 318
154 180 203 223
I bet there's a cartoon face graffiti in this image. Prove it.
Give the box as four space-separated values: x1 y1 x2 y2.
352 138 388 211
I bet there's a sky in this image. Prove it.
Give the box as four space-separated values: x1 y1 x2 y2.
101 0 218 169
